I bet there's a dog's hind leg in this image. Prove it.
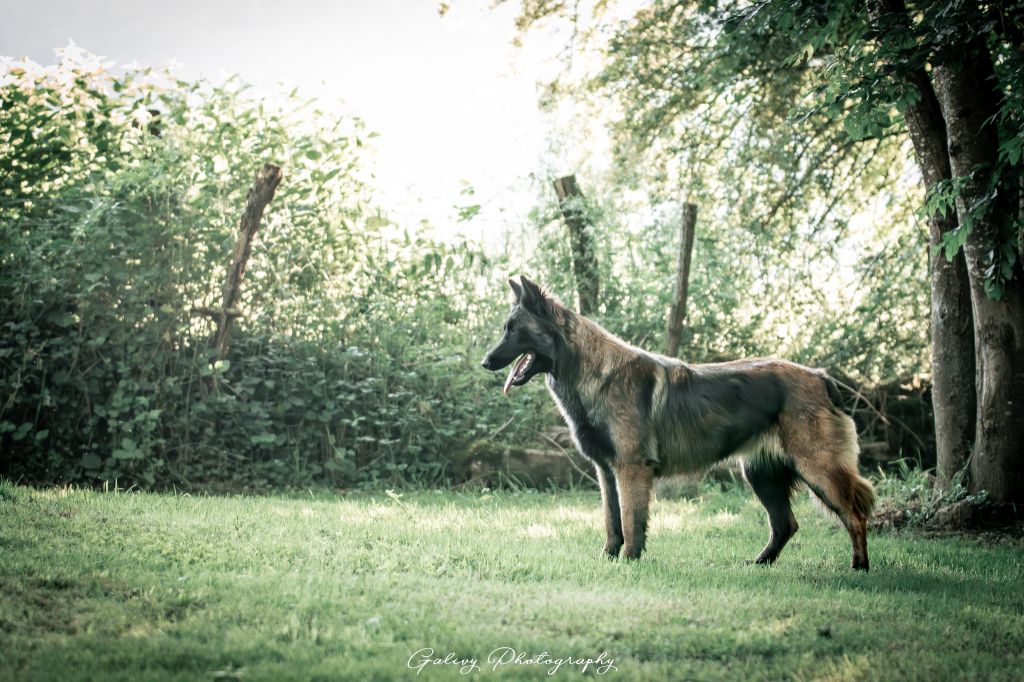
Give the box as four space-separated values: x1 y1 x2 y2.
614 462 655 560
595 464 624 558
797 463 873 571
742 453 800 564
781 410 875 571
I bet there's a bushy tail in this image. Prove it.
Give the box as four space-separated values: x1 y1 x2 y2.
851 474 876 519
834 407 874 520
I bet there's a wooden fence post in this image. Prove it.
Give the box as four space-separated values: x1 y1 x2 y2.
193 163 283 361
666 202 697 357
553 175 600 316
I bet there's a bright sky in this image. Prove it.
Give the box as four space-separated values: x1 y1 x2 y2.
1 0 566 245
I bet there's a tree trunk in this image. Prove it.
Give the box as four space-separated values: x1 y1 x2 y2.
933 49 1024 504
928 215 977 486
866 0 976 485
553 175 600 316
666 202 697 357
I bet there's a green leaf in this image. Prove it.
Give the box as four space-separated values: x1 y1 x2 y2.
249 433 277 445
47 312 77 328
985 279 1005 301
942 228 969 261
113 437 142 459
11 423 33 442
456 204 482 222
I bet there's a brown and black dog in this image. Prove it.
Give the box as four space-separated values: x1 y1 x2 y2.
481 276 874 570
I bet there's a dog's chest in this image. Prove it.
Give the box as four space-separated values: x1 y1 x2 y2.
546 376 615 464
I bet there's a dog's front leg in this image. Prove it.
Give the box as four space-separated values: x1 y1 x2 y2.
614 462 654 560
595 464 623 557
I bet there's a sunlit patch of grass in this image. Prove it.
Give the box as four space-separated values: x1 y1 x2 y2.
1 479 1023 681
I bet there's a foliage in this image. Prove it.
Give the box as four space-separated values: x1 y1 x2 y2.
0 47 550 490
872 458 990 528
508 0 1024 295
4 481 1024 680
508 0 931 383
761 0 1024 301
2 19 975 491
521 172 928 383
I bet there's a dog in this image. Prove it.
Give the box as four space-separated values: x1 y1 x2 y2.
481 276 874 570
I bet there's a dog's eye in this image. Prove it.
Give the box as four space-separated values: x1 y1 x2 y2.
506 323 516 334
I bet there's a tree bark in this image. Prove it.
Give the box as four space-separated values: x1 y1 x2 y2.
666 202 697 357
866 0 976 485
933 47 1024 504
553 175 600 315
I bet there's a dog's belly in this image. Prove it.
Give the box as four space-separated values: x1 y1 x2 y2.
650 425 784 477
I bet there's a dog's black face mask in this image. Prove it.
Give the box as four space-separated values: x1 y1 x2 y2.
480 276 558 393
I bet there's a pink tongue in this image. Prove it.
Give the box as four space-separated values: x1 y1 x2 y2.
502 354 531 395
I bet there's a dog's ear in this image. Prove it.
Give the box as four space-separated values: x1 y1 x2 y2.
519 276 550 317
520 275 543 300
508 277 524 301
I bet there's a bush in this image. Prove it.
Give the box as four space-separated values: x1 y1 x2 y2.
0 48 552 490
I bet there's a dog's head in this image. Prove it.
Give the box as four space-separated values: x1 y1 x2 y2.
480 276 559 393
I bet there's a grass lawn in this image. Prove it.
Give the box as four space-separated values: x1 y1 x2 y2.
1 480 1023 681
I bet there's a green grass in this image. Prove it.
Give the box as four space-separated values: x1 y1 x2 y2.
1 481 1023 681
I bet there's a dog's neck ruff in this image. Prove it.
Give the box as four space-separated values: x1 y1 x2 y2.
553 309 639 381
